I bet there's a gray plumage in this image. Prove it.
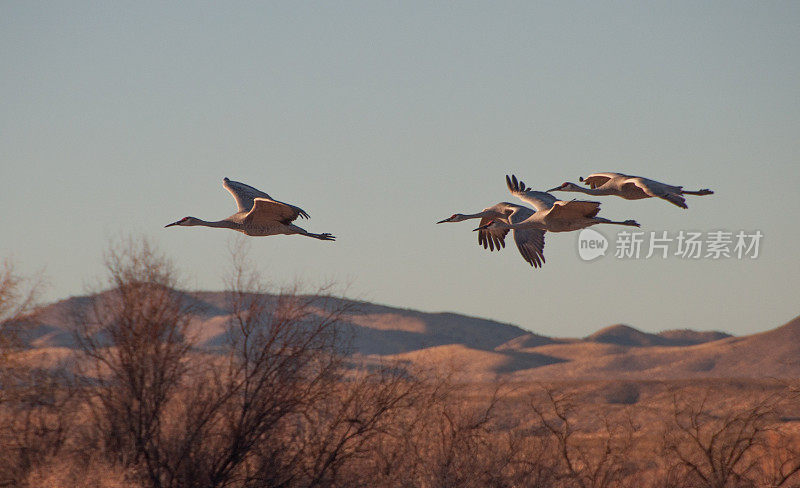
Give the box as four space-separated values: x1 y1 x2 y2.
165 177 335 241
436 174 561 268
548 172 714 209
438 202 546 268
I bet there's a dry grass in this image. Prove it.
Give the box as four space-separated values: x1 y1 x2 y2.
3 352 800 487
23 456 139 488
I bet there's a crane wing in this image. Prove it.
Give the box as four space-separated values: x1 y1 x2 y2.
223 178 274 213
509 209 545 268
477 215 508 252
623 179 687 208
475 202 531 252
244 197 309 226
506 174 557 211
545 200 602 220
582 172 629 189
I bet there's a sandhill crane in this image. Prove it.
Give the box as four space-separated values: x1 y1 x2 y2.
547 172 713 209
435 175 560 268
438 202 546 268
165 177 335 240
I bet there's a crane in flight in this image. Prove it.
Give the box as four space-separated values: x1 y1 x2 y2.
165 177 335 241
438 202 546 268
547 172 713 209
436 175 558 268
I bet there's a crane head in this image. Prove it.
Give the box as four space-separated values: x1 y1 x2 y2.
437 213 466 224
165 216 196 228
547 182 580 192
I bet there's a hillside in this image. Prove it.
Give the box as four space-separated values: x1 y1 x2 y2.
584 324 732 347
12 291 799 380
17 291 531 355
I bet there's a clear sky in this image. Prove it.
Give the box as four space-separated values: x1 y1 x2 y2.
3 1 799 338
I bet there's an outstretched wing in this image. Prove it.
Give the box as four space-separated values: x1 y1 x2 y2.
223 178 273 212
581 172 628 189
476 202 528 252
509 209 545 268
506 174 558 211
623 179 687 209
545 200 602 220
477 215 508 252
244 197 309 226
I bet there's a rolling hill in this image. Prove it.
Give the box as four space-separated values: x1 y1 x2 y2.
11 290 800 380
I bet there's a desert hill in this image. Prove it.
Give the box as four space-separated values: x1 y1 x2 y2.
18 291 531 355
585 324 732 347
586 324 666 347
505 317 800 380
12 290 799 380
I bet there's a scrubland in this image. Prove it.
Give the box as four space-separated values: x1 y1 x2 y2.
2 241 799 488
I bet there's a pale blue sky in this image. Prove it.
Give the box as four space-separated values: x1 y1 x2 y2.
3 1 799 337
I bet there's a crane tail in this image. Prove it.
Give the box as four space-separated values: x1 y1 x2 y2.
682 189 714 196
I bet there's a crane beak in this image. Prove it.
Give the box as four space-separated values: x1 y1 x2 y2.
436 218 450 224
164 220 180 228
546 186 561 192
472 224 489 232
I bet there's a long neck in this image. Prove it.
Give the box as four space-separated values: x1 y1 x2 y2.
464 210 502 220
193 218 239 230
564 186 613 196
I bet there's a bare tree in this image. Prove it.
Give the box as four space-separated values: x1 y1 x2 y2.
60 236 433 488
107 238 420 488
530 386 635 488
0 374 77 487
762 381 800 487
172 243 351 487
72 237 195 487
756 430 800 488
0 259 75 487
271 363 419 487
661 388 783 488
354 372 560 488
0 258 42 375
